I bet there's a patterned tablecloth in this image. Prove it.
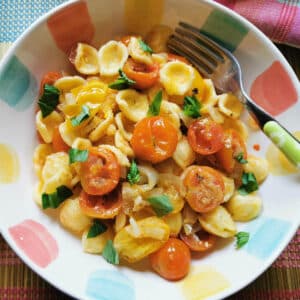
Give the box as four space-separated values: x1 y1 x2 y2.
0 1 299 299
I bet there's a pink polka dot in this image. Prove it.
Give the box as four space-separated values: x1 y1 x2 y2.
9 219 59 268
47 2 95 54
250 61 297 116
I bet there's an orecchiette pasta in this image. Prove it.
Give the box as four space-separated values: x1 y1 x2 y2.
218 93 243 119
162 212 182 237
33 143 53 177
74 43 99 75
243 155 269 183
222 175 235 203
128 37 153 65
173 136 196 169
54 76 86 92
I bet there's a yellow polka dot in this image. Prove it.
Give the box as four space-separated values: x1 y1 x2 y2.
0 143 19 183
181 266 230 300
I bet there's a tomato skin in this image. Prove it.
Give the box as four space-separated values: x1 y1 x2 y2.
52 126 70 152
180 230 216 252
187 118 224 155
79 188 122 219
167 53 189 64
39 71 62 95
123 58 159 90
216 129 247 173
80 146 121 196
150 238 191 281
182 165 225 213
131 116 178 164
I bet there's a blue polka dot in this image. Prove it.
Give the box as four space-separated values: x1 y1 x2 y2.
86 269 135 300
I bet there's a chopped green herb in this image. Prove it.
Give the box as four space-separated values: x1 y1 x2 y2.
147 90 162 116
138 39 153 54
69 148 89 164
42 185 73 209
71 105 90 126
183 95 201 118
235 231 250 249
87 220 107 238
127 160 140 185
235 152 248 164
38 84 60 118
102 240 119 265
147 194 173 217
238 172 258 195
108 69 136 90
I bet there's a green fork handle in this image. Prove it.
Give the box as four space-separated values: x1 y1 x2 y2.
263 121 300 167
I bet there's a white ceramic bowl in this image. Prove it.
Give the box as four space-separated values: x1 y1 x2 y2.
0 1 299 299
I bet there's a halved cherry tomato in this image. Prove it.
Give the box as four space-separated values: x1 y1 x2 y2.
167 53 189 64
80 146 120 195
180 230 216 252
39 71 62 95
131 116 178 164
187 118 224 155
182 165 225 213
52 126 69 153
150 238 191 281
123 58 159 90
79 188 122 219
216 129 247 173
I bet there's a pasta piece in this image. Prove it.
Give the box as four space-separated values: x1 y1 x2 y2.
41 152 74 193
222 117 249 141
205 105 225 124
101 145 130 167
160 100 181 129
33 144 53 177
201 79 218 109
155 158 182 176
122 182 144 215
114 211 127 232
145 24 173 53
198 206 237 238
226 192 262 221
74 43 99 75
115 130 134 157
218 93 243 119
115 112 133 141
82 226 114 254
98 40 128 76
160 61 195 95
189 68 206 100
59 197 92 234
113 216 170 263
152 53 168 66
222 175 235 203
162 212 182 237
59 120 81 147
243 155 269 184
182 204 199 235
116 89 148 122
172 136 195 169
71 137 92 150
136 164 159 193
54 76 86 92
36 111 64 143
106 123 117 136
128 37 153 65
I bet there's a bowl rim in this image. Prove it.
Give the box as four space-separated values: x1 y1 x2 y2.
0 0 299 299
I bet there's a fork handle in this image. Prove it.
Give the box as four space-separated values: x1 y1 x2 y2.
263 121 300 167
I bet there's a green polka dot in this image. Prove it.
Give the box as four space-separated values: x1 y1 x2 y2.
200 10 249 52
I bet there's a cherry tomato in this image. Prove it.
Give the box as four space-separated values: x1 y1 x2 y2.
187 118 224 155
52 126 69 153
216 129 247 173
131 116 178 164
182 165 225 213
80 146 120 195
123 58 159 90
39 71 62 95
149 238 191 281
79 188 122 219
167 53 189 64
180 230 216 252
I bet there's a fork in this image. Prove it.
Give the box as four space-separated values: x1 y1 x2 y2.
167 21 300 168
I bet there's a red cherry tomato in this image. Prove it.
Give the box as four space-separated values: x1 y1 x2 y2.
180 230 216 252
39 71 62 95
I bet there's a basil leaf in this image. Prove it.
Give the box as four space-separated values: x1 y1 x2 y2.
127 160 140 185
102 240 119 265
108 69 136 90
235 231 250 249
147 90 162 116
183 95 201 118
138 39 153 54
234 152 248 164
38 84 60 118
147 194 173 217
71 105 90 126
87 220 107 238
42 185 73 209
69 148 89 164
238 172 258 195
